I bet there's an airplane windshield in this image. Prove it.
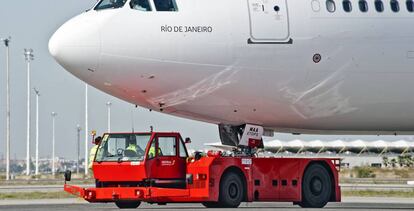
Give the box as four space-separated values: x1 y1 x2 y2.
130 0 152 11
95 134 150 162
154 0 178 11
95 0 127 11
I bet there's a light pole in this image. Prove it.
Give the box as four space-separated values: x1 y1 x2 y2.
2 37 11 180
34 88 40 175
76 124 81 174
84 83 89 175
106 102 112 133
51 112 57 176
24 49 34 176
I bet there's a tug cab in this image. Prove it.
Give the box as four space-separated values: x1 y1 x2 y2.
92 132 188 188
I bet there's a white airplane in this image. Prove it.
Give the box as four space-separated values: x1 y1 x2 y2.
49 0 414 146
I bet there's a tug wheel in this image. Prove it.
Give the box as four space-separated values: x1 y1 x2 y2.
115 201 141 209
299 163 332 208
218 172 244 208
201 202 221 208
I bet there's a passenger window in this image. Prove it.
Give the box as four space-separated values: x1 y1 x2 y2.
343 0 352 12
95 0 127 11
391 0 400 12
326 0 336 12
130 0 151 11
408 0 414 12
359 0 368 12
375 0 384 12
158 137 177 156
154 0 178 11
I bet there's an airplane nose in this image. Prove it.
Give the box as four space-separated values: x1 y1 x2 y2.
49 13 100 76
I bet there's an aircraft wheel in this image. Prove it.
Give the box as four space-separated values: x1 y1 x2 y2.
115 201 141 209
299 163 332 208
218 172 244 208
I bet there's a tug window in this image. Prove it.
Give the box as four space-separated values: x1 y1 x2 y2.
95 0 127 10
130 0 152 11
154 0 178 11
326 0 336 12
391 0 400 12
375 0 384 12
408 0 414 12
343 0 352 12
158 137 177 156
179 139 188 158
359 0 368 12
95 134 150 162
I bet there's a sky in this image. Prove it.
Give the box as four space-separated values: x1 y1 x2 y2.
0 0 413 160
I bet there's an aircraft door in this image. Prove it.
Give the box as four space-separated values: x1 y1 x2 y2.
248 0 290 42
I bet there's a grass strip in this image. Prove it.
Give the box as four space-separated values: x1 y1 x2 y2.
0 191 76 200
342 190 414 198
0 180 95 186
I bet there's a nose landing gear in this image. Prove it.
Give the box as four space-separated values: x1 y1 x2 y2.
218 124 266 156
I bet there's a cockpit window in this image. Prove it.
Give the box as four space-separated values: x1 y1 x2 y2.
154 0 178 11
95 0 127 11
130 0 152 11
408 0 414 12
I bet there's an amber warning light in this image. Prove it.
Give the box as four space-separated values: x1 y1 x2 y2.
91 130 97 144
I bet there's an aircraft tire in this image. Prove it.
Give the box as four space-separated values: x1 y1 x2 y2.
299 163 332 208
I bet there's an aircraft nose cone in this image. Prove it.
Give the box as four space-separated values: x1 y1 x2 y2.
49 13 100 77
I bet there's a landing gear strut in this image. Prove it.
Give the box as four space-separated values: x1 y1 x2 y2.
218 124 243 146
218 124 265 156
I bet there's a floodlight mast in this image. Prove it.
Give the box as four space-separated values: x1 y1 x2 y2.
51 112 57 176
2 37 11 180
106 102 112 133
76 124 81 174
34 88 40 175
24 48 34 176
84 84 89 176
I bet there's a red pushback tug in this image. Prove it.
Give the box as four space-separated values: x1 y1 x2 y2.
64 130 341 209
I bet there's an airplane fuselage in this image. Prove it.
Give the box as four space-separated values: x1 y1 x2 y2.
50 0 414 135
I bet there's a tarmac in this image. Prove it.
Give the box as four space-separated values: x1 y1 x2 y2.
1 183 413 193
0 197 414 211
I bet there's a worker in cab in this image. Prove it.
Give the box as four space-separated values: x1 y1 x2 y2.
148 141 162 159
124 136 144 157
89 136 102 171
